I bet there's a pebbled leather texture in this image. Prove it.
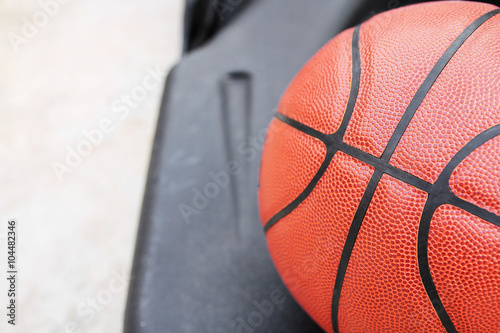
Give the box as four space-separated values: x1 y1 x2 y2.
259 2 500 332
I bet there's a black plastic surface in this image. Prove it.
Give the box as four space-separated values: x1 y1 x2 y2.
183 0 253 52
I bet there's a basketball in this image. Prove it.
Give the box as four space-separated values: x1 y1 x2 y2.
258 2 500 332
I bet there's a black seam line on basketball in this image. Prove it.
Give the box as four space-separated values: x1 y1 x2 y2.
275 113 330 143
336 24 362 138
380 8 500 162
263 25 362 233
417 124 500 333
274 113 434 193
263 148 336 232
338 142 433 192
417 201 456 332
331 11 500 333
331 169 383 333
449 195 500 227
435 123 500 227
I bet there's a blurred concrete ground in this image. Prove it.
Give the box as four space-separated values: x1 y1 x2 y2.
0 0 183 332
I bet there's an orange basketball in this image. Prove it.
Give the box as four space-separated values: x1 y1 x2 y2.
258 2 500 332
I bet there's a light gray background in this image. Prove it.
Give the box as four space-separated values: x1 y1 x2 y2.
0 0 183 332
